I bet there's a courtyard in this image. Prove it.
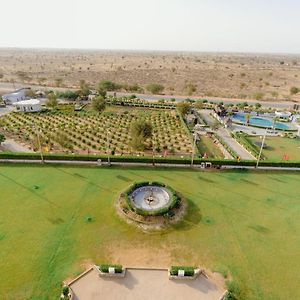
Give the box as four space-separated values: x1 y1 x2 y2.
69 268 224 300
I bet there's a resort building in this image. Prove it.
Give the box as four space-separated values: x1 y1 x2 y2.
13 99 42 113
275 111 292 121
2 88 31 105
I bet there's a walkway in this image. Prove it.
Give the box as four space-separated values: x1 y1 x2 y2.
199 110 255 160
69 268 225 300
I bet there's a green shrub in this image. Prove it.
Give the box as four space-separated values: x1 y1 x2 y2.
62 285 69 296
170 266 195 276
233 132 262 159
99 264 123 273
224 280 243 300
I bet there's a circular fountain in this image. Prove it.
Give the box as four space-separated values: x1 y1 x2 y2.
117 182 185 229
130 185 171 212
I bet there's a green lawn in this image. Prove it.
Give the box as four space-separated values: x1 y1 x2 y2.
1 165 300 299
249 136 300 161
197 135 224 159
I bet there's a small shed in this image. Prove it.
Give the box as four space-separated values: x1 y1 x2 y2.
13 99 42 112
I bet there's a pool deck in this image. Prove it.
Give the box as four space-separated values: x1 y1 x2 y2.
69 267 225 300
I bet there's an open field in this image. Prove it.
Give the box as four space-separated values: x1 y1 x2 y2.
0 165 300 299
0 49 300 101
0 105 194 156
249 136 300 161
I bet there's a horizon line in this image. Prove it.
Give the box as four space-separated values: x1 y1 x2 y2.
1 46 300 57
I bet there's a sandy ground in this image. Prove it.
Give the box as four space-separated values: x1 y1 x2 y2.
0 138 33 153
69 268 225 300
0 48 300 101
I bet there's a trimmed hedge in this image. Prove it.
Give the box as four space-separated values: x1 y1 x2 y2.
233 132 262 159
0 152 300 167
170 266 195 277
99 264 123 273
123 181 181 216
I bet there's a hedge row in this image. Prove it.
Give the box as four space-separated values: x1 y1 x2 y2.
170 266 195 277
124 181 181 216
0 152 300 167
106 100 175 109
99 264 123 273
233 133 262 159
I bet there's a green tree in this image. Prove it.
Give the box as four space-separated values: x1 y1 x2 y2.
25 89 36 98
255 103 262 109
45 92 58 108
79 80 90 97
55 131 73 150
130 119 152 150
98 80 121 91
0 134 5 145
176 102 191 115
245 113 251 125
92 96 106 113
183 83 197 96
146 83 164 94
253 92 264 101
290 86 299 95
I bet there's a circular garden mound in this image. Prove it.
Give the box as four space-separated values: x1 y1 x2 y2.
117 181 186 230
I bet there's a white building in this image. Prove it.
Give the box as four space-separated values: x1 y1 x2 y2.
13 99 42 113
275 111 292 120
2 88 30 105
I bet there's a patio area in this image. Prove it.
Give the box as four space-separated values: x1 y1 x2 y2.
69 267 225 300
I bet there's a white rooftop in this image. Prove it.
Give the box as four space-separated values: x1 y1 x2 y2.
13 99 41 106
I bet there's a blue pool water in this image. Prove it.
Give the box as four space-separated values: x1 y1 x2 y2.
232 113 295 131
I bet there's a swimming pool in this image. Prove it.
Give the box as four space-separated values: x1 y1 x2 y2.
232 113 296 131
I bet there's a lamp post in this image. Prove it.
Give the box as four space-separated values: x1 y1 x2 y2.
256 130 266 168
191 132 197 167
106 129 111 166
33 122 44 163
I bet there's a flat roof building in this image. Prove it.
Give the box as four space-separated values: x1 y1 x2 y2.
13 99 42 113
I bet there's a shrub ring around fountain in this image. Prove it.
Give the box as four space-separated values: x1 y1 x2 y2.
117 181 186 230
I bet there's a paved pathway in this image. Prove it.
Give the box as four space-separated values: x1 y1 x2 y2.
69 268 225 300
0 106 14 116
0 159 299 171
199 110 255 160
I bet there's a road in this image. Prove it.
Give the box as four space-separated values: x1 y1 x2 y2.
110 91 298 110
0 82 297 110
199 109 255 160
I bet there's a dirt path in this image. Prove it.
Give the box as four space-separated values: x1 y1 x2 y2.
0 139 33 153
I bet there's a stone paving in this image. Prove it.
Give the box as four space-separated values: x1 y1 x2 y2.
69 268 225 300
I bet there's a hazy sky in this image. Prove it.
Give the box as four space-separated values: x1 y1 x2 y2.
1 0 300 53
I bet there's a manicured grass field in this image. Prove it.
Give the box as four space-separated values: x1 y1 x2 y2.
0 165 300 299
249 136 300 161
